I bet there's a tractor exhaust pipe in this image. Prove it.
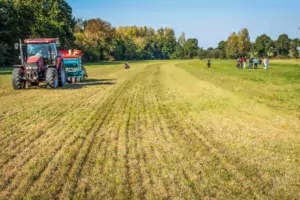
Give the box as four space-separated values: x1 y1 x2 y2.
19 39 24 66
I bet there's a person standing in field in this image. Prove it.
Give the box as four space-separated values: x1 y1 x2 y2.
249 58 253 69
236 58 240 68
259 58 263 67
253 58 258 69
243 57 247 69
207 59 211 68
264 57 269 69
239 57 243 69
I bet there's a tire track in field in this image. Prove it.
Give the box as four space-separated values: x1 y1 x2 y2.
56 94 120 199
149 89 200 198
16 81 132 199
132 85 147 199
122 83 138 199
139 86 156 198
61 79 139 199
70 64 156 199
0 81 130 199
150 64 199 197
122 82 148 199
72 77 134 199
142 86 171 198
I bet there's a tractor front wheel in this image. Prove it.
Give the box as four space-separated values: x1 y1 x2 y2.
12 68 25 90
46 68 59 89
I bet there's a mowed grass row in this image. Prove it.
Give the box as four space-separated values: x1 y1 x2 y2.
0 60 299 199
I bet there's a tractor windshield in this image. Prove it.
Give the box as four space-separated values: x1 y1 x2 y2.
27 44 49 58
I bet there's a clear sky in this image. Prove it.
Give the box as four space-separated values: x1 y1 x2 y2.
67 0 300 49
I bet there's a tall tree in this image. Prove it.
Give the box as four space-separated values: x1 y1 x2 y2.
183 38 198 59
12 0 75 48
290 38 299 58
275 34 290 57
254 34 273 57
217 41 227 59
226 32 239 59
237 28 251 56
178 32 186 46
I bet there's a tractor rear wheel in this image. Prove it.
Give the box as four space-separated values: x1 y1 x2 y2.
46 68 59 89
12 68 25 90
59 63 66 87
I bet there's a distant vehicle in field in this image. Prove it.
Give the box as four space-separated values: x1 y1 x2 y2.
12 38 66 89
58 49 87 83
124 63 130 69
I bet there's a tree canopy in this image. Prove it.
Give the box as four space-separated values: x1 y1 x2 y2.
0 0 299 66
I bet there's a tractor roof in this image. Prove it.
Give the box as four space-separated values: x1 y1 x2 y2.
24 38 59 44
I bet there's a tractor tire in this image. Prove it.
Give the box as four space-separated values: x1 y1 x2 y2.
46 68 59 89
12 68 25 90
59 63 67 87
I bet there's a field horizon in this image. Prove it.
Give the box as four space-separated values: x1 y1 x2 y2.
0 60 299 199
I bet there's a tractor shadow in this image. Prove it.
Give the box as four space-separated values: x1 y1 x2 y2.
64 78 117 90
0 71 12 75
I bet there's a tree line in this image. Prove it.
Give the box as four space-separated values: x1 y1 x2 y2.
0 0 299 66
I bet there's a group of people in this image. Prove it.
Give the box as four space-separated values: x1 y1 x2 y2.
236 57 269 69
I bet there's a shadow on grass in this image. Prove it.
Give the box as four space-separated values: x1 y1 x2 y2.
63 78 116 90
86 60 148 66
0 71 12 75
84 78 117 82
24 79 116 90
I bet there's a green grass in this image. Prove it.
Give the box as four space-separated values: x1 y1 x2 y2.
0 60 299 199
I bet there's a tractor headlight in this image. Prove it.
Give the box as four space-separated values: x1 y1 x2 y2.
26 63 38 70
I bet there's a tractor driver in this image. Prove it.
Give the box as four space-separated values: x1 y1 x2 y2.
40 46 49 58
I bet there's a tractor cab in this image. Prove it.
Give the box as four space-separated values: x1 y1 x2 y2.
24 38 60 67
58 49 87 82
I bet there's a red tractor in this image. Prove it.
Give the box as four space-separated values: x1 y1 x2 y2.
12 38 66 89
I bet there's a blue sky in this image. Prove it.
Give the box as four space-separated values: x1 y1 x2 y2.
67 0 300 48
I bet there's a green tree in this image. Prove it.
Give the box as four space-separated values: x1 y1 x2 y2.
171 44 184 59
197 48 206 59
217 41 227 59
12 0 75 48
290 38 299 58
238 28 251 56
183 38 198 59
178 32 186 46
275 34 290 57
226 32 239 59
254 34 273 57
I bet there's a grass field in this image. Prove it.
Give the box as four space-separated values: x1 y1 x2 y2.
0 60 299 199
